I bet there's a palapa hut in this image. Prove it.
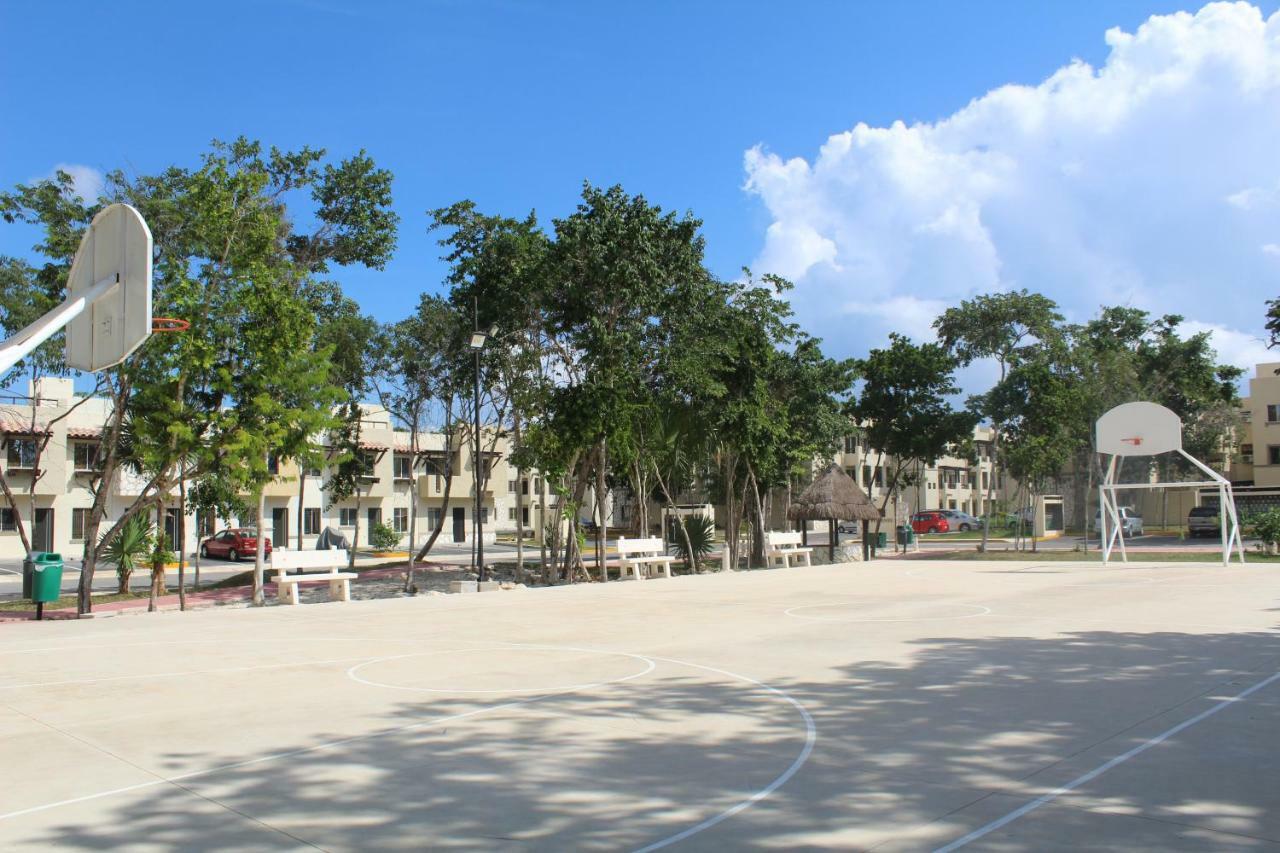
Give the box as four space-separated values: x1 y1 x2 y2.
788 463 883 562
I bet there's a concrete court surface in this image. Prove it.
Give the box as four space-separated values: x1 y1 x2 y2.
0 559 1278 851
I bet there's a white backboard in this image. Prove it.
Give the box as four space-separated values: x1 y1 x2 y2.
1096 401 1182 457
65 204 152 371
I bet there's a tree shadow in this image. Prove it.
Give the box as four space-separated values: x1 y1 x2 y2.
19 626 1280 850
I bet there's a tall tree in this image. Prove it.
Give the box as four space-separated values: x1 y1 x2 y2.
851 334 978 536
934 289 1062 549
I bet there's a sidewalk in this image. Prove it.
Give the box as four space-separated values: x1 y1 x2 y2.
0 564 423 622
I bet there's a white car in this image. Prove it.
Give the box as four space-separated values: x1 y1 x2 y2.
1093 506 1144 537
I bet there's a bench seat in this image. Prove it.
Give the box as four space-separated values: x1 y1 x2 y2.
764 532 814 569
270 549 357 605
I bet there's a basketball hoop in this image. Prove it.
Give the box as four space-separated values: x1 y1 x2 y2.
151 317 190 333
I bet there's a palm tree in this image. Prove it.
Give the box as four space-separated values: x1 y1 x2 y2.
103 514 154 594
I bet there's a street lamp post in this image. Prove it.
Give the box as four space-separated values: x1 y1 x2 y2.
468 308 496 583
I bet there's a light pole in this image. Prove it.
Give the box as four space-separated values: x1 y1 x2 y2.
468 310 496 582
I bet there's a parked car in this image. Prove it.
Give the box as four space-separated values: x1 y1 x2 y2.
200 528 271 561
940 510 980 531
837 521 859 535
1187 505 1221 538
911 511 951 534
1092 507 1144 537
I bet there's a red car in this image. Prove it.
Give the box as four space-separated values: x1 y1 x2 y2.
911 512 951 534
200 528 271 561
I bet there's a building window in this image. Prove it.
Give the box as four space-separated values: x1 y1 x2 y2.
479 507 488 524
266 454 280 475
1241 444 1254 463
508 507 517 520
522 506 530 525
307 463 323 477
843 436 859 454
240 508 258 526
393 507 408 533
1269 446 1280 466
428 507 442 530
71 507 89 538
6 438 36 468
1269 405 1280 423
73 442 100 471
981 471 989 490
508 479 516 493
359 452 378 477
304 508 321 535
521 479 529 495
339 508 357 526
393 454 413 480
861 465 872 489
1 507 17 531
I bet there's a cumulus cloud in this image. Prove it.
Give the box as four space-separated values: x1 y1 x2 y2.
48 163 104 203
745 1 1280 387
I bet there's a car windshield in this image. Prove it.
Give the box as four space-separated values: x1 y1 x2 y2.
1190 507 1218 516
238 529 258 537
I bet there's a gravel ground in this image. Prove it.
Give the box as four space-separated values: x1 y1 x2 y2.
290 562 531 605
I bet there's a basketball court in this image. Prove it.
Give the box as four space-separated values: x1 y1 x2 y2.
1 558 1277 850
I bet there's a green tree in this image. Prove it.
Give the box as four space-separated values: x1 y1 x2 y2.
851 334 978 535
934 289 1063 549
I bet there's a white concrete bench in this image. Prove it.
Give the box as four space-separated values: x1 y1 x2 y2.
270 549 358 605
765 531 813 569
616 537 674 580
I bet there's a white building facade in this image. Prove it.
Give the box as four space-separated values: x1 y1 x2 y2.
0 381 547 560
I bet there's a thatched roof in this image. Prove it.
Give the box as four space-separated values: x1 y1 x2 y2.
788 463 882 522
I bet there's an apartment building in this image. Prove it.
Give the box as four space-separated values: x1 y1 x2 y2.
0 379 545 561
833 425 1008 522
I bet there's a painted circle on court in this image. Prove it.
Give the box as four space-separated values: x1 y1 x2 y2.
348 645 656 695
784 601 991 622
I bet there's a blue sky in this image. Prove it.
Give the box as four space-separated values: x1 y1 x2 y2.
3 0 1279 377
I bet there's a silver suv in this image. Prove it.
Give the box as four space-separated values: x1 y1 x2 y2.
1187 505 1220 538
1093 506 1144 537
940 510 980 531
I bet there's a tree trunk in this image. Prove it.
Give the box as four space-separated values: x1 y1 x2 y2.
80 375 133 614
351 483 363 571
253 485 267 606
747 464 766 567
193 507 202 591
149 501 164 612
595 439 607 581
297 471 306 550
0 471 31 555
653 460 698 573
414 419 456 563
513 414 524 583
178 473 187 611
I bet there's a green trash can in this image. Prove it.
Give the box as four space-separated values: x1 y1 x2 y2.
29 552 64 620
896 526 915 546
875 531 888 549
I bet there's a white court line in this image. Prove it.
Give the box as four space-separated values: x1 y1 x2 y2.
933 669 1280 852
0 642 817 853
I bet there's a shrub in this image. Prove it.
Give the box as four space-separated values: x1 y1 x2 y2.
369 522 401 551
670 514 715 568
103 514 154 594
1248 508 1280 550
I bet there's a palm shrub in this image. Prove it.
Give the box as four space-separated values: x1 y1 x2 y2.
670 515 715 570
369 522 400 551
103 514 154 594
149 532 176 609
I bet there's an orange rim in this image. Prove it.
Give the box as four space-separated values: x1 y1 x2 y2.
152 317 191 333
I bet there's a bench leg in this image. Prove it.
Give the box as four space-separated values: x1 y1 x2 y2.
802 553 811 567
279 583 299 605
661 561 672 578
329 579 351 602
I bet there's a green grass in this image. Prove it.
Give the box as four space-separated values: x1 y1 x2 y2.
910 549 1280 563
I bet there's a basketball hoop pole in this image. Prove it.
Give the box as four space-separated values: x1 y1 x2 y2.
0 273 120 375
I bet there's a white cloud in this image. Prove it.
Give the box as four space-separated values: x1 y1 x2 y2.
1181 320 1274 374
48 163 104 203
745 1 1280 386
